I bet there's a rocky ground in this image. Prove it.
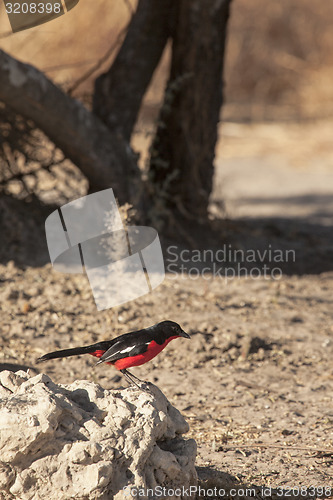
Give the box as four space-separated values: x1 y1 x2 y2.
0 121 332 498
0 370 196 499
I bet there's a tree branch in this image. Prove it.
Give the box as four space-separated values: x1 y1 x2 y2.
0 49 142 207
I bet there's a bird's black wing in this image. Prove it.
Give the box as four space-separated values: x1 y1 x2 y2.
97 330 152 364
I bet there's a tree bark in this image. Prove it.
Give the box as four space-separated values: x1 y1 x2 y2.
149 0 232 221
93 0 176 142
0 49 141 207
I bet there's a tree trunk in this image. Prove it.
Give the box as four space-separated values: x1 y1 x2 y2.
149 0 232 221
93 0 176 142
0 49 141 208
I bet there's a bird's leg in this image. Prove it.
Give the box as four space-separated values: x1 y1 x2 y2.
121 369 140 388
126 370 146 383
121 369 148 390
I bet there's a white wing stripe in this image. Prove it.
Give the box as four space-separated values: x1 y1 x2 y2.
109 341 151 358
119 346 135 354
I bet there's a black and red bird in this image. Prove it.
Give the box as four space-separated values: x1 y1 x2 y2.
37 320 190 387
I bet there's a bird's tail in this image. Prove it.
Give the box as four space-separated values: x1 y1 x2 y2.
36 345 98 363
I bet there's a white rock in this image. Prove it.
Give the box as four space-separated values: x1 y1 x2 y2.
0 371 197 499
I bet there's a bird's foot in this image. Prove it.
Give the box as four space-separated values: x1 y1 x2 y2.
121 369 151 392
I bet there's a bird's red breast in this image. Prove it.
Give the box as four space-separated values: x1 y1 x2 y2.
113 336 178 370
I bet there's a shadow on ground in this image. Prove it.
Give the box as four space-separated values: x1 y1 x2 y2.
0 193 332 275
197 466 325 499
162 210 333 275
0 194 55 268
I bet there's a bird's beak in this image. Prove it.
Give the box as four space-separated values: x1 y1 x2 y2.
180 329 191 339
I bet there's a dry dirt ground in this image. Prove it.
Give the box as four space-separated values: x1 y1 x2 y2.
0 121 332 499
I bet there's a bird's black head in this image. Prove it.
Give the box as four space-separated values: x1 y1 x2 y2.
157 320 191 340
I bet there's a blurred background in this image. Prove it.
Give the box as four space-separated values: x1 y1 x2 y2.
2 0 333 119
1 0 333 224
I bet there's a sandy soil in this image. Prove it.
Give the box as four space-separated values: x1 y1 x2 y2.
0 121 332 499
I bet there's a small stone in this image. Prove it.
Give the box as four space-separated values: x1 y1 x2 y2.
21 302 31 314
